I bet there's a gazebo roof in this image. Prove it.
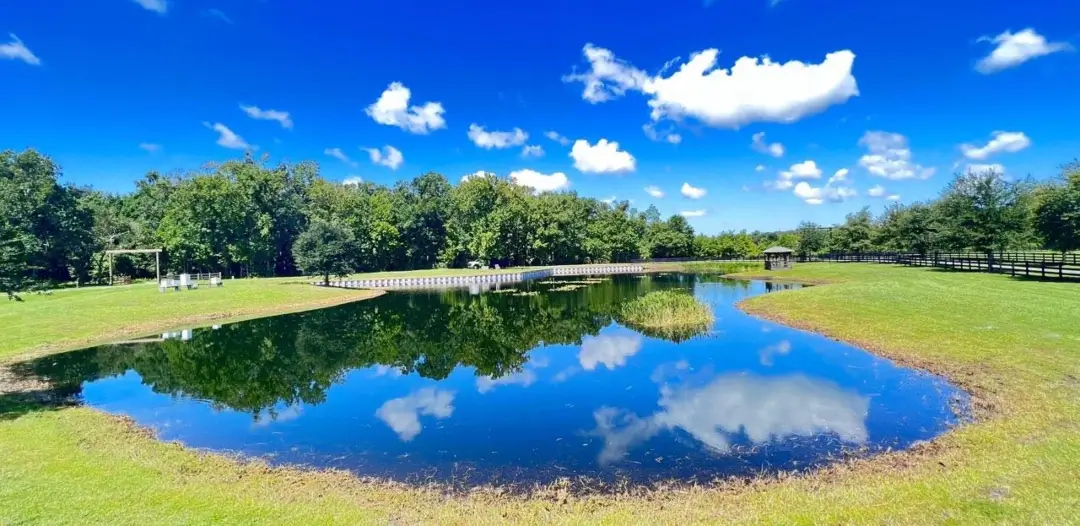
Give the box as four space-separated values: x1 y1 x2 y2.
763 246 794 254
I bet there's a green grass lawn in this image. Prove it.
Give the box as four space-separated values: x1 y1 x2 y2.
2 263 1080 524
0 279 381 363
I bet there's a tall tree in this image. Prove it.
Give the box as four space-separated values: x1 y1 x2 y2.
1034 160 1080 254
292 220 356 286
937 169 1031 253
829 207 877 253
795 221 830 256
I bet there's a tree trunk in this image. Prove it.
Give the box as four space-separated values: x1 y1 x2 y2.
323 271 329 286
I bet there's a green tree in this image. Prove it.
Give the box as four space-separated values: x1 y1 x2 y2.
292 220 356 285
1034 161 1080 254
937 169 1030 253
829 207 877 253
795 221 830 257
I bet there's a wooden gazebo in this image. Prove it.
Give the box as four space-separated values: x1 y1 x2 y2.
763 246 794 270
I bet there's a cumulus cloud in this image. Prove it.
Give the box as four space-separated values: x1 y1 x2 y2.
366 82 446 134
521 145 545 158
793 181 856 205
965 163 1006 175
857 131 934 180
588 373 869 465
975 28 1071 74
867 184 887 198
959 131 1031 160
579 334 643 371
828 168 849 184
545 131 571 146
563 43 858 129
132 0 168 14
571 139 636 173
1 34 40 66
467 124 528 149
203 122 254 150
681 182 707 199
645 185 665 198
751 132 785 158
766 160 822 190
375 388 454 441
364 145 404 170
342 176 363 186
324 147 358 167
755 164 766 172
509 169 570 193
240 104 292 129
139 143 162 153
680 210 707 218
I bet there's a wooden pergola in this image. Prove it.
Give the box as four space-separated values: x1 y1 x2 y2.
106 248 162 285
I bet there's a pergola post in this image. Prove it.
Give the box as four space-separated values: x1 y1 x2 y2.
104 248 163 286
156 251 160 282
109 252 114 286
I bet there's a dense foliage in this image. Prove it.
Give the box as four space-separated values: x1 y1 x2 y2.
2 148 1078 294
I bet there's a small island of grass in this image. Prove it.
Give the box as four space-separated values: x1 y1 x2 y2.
619 290 714 341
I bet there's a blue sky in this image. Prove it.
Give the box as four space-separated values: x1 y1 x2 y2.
2 0 1078 232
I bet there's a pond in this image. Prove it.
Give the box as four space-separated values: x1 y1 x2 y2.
17 274 968 488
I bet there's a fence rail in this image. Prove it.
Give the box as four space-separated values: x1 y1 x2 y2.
813 252 1080 281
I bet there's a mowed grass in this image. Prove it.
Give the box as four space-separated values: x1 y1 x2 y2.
2 263 1080 523
0 278 381 363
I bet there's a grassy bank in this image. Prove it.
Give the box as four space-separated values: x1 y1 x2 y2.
0 279 382 363
619 290 714 340
3 263 1080 523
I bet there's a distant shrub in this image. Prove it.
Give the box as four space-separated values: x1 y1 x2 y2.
619 290 714 342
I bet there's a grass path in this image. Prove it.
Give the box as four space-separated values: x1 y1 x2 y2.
2 264 1080 523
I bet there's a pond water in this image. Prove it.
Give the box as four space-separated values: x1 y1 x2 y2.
18 274 967 488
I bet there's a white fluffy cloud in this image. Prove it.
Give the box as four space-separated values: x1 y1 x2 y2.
755 164 766 172
240 104 293 129
467 124 528 149
366 82 446 134
975 28 1071 74
1 34 40 66
342 176 363 186
828 168 849 184
858 131 935 180
959 131 1031 160
570 139 636 173
965 163 1006 174
203 122 253 150
545 131 571 146
579 334 643 371
132 0 168 14
644 185 665 198
375 388 454 441
767 160 822 190
751 132 785 158
139 143 162 153
793 181 856 205
476 370 537 394
363 146 403 170
867 184 887 197
324 147 357 167
680 210 707 218
521 145 545 158
509 169 570 193
681 182 707 199
564 43 858 129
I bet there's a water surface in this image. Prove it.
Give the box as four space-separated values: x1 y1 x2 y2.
19 274 966 487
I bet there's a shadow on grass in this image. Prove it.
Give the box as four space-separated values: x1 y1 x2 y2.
0 363 81 421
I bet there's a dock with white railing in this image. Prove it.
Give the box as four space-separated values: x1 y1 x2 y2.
314 264 644 291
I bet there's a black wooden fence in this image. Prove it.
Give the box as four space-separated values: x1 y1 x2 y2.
813 251 1080 281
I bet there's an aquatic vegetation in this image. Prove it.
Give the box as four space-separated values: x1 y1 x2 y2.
619 290 714 341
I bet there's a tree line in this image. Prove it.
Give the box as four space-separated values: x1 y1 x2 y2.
793 160 1080 258
2 147 1078 294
